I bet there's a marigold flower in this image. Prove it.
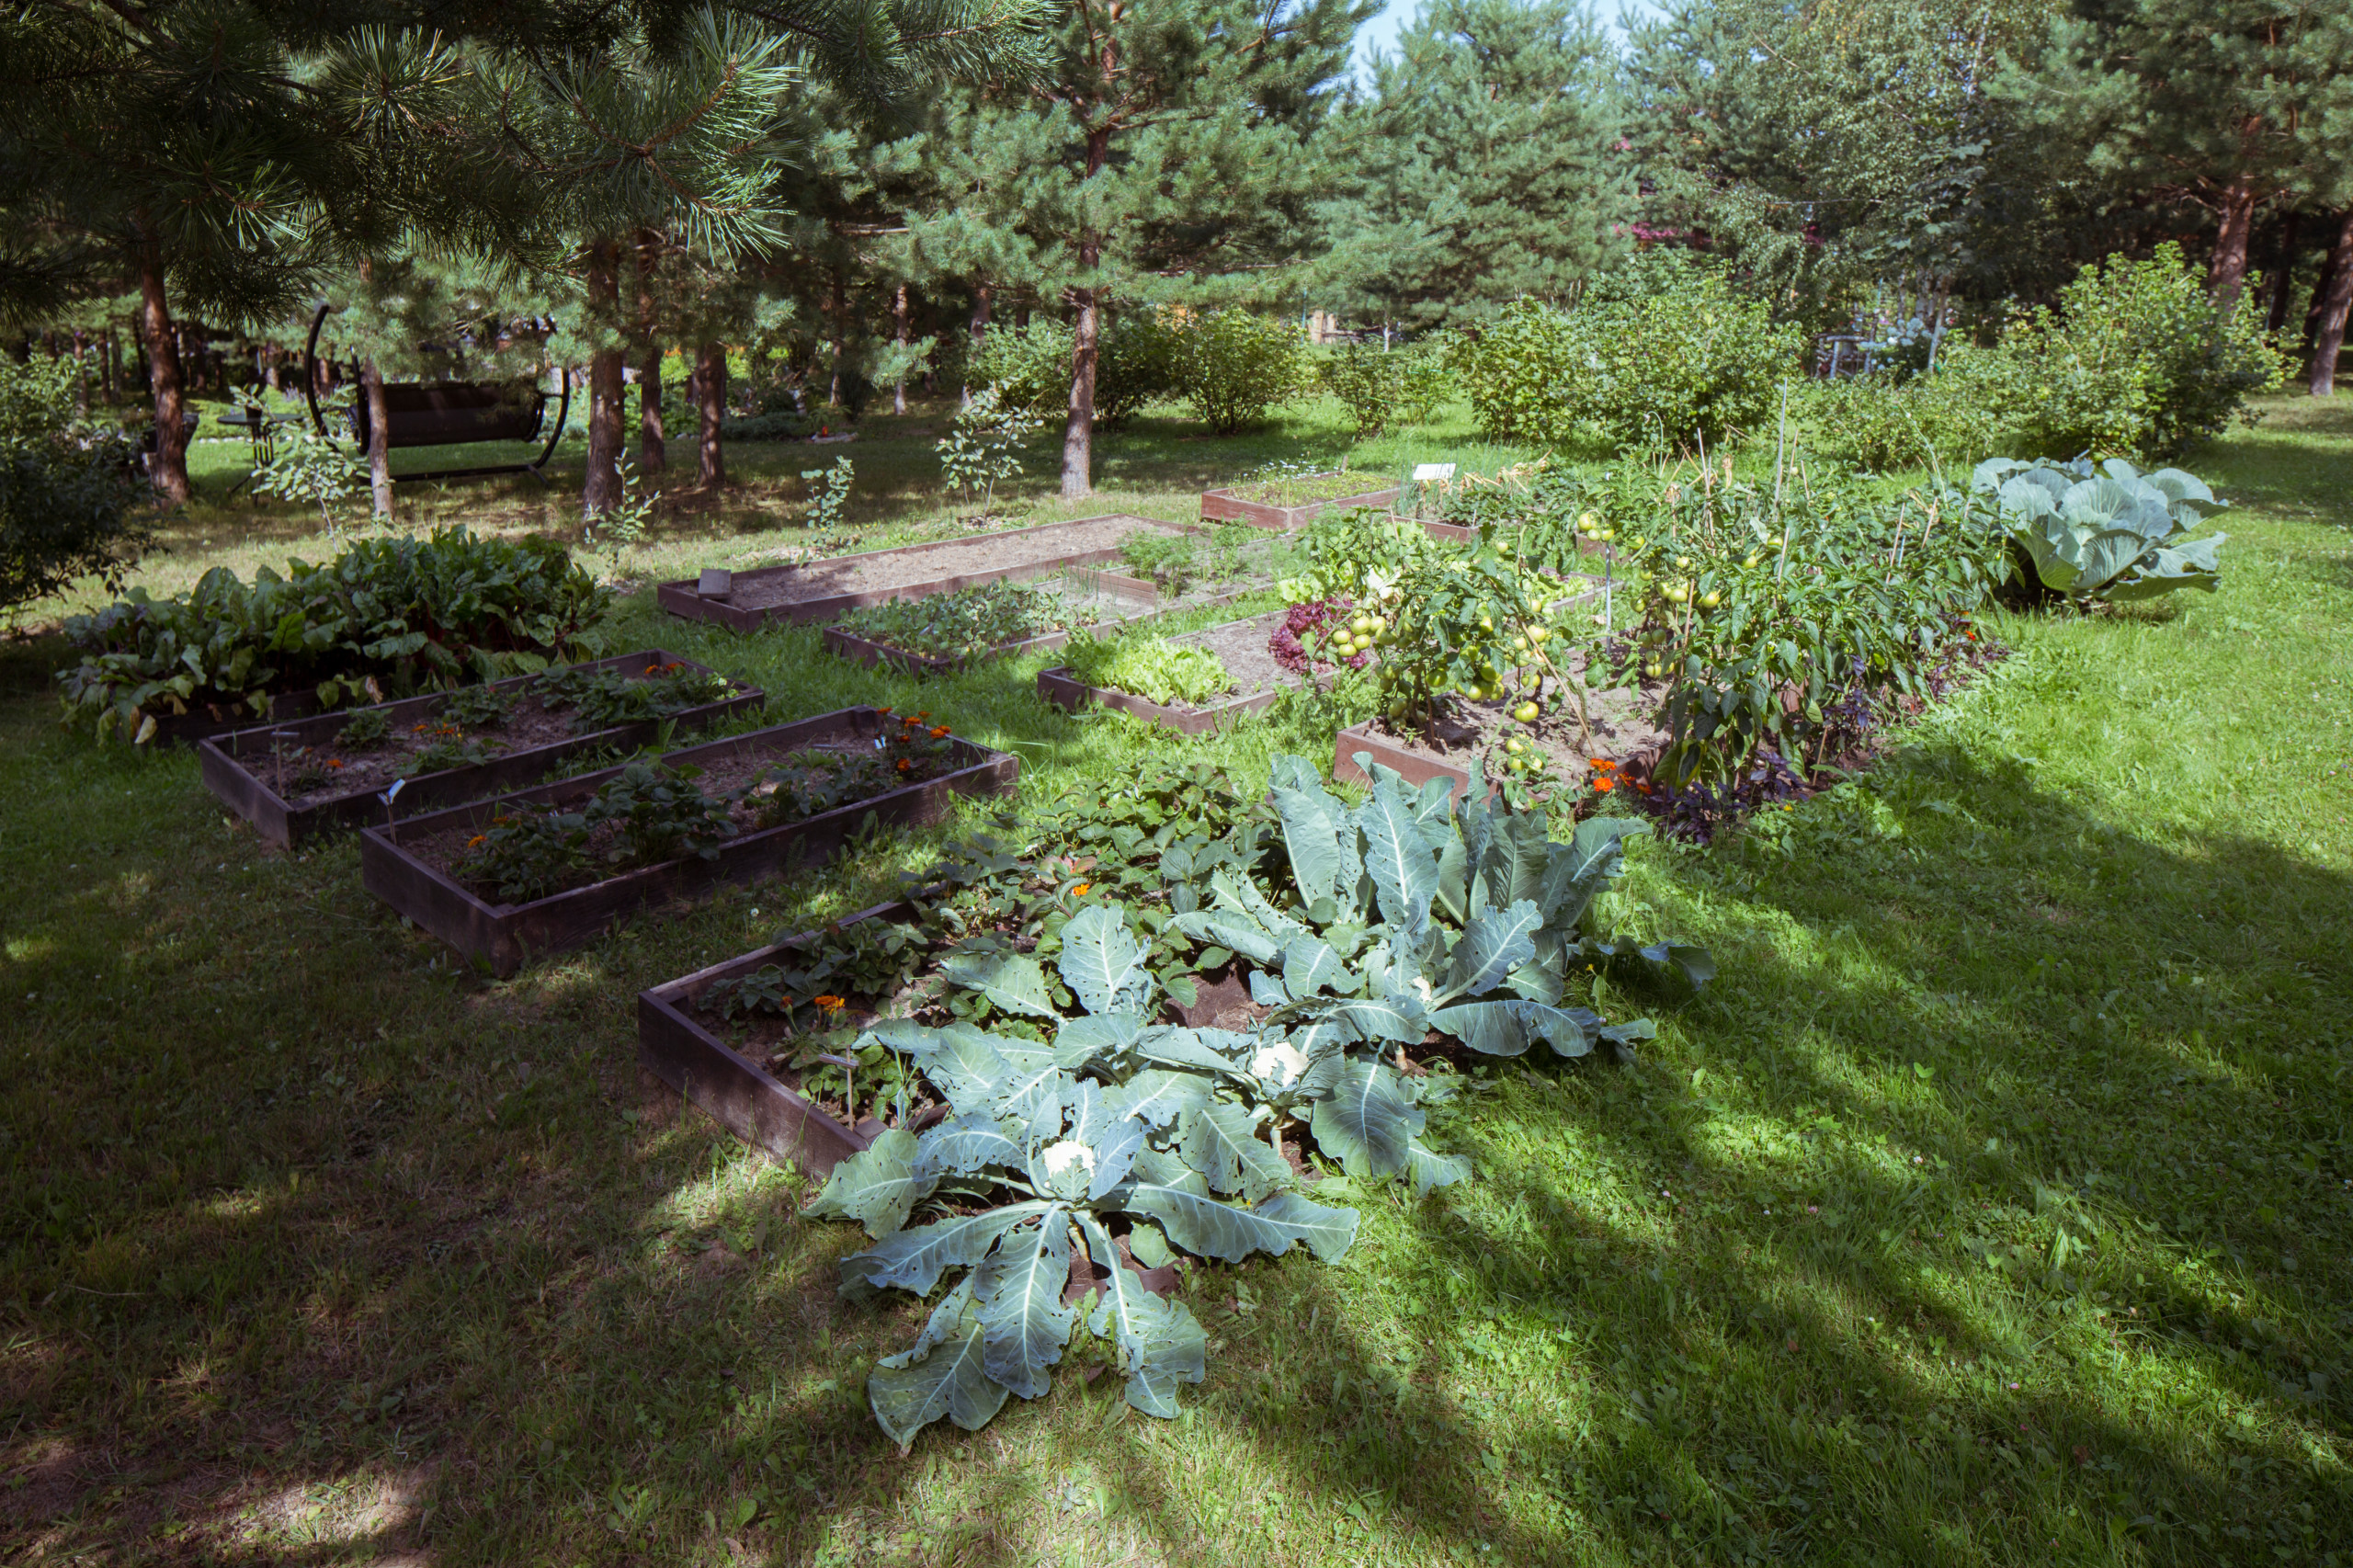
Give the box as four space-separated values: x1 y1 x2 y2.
895 758 912 772
1588 758 1618 772
325 758 345 768
876 705 892 714
1072 882 1092 896
1593 778 1616 792
813 994 847 1013
928 725 950 739
466 834 486 847
645 665 660 676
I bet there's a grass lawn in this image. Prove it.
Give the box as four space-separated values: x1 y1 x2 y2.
3 392 2349 1565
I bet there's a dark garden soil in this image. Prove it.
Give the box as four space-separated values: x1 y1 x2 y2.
1170 611 1295 699
725 516 1189 612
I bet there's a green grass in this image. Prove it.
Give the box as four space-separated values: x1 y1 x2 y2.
4 394 2350 1563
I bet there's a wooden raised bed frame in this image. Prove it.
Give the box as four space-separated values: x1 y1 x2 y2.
199 651 761 847
1034 611 1298 733
654 515 1201 632
359 708 1018 976
1201 478 1402 531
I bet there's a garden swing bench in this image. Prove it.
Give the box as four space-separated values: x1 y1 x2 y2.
301 304 572 483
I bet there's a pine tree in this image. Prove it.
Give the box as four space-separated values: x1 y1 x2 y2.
0 2 321 501
1313 0 1631 333
1626 0 2080 321
911 0 1374 498
1998 0 2353 303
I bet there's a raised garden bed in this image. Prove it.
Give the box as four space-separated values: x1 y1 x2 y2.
358 709 1018 976
655 515 1198 631
1037 611 1300 733
1202 475 1402 531
199 652 760 847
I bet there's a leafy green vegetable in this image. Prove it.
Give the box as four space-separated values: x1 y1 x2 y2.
1970 456 2226 606
1060 634 1236 708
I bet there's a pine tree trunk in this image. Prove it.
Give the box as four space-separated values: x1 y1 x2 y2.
583 240 626 516
2267 211 2302 335
696 340 726 488
892 282 910 415
2305 211 2350 363
136 246 189 504
638 345 665 474
1061 121 1113 501
828 265 848 409
2313 209 2353 397
362 359 393 520
2209 175 2257 305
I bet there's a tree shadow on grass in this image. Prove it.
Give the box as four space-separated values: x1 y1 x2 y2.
8 639 2351 1565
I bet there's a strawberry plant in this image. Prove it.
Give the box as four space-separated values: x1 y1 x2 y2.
335 707 391 749
403 735 506 777
537 660 733 733
457 803 592 903
587 761 737 868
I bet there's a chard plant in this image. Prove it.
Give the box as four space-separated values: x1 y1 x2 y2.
806 752 1711 1449
1968 457 2225 607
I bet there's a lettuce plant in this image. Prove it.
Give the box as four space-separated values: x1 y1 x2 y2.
1970 457 2225 607
806 753 1710 1449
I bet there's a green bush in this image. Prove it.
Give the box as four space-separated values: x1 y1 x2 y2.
1981 244 2285 461
55 528 610 741
0 358 150 618
969 310 1182 427
1174 310 1312 435
1795 353 2005 475
1452 255 1802 454
1317 341 1452 437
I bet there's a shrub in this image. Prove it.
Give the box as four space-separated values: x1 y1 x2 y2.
0 357 149 619
1318 341 1451 437
1795 354 2005 475
1984 244 2285 461
935 388 1040 516
1174 310 1312 435
969 310 1181 428
55 528 609 741
1452 256 1802 454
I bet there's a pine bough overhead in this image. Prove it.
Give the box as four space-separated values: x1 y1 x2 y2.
806 754 1712 1448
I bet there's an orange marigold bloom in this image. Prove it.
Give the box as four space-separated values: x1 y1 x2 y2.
813 994 847 1012
325 758 345 768
1588 758 1618 772
645 665 661 676
876 705 892 714
895 758 912 771
1593 778 1616 792
1072 882 1092 896
928 725 950 739
466 834 486 847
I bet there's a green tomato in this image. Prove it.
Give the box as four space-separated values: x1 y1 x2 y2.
1505 737 1525 755
1528 626 1551 645
1351 615 1373 635
1463 683 1485 702
1513 700 1541 723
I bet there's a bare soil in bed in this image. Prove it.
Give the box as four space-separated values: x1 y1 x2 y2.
1366 649 1672 767
1166 612 1297 701
726 516 1188 611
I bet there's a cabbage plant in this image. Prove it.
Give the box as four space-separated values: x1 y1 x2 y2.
1971 457 2226 606
809 753 1710 1449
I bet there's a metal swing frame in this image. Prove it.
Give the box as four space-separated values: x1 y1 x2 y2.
302 304 571 484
